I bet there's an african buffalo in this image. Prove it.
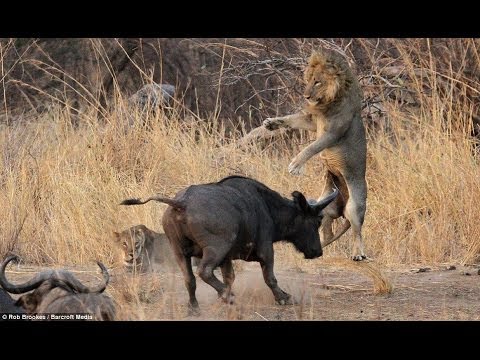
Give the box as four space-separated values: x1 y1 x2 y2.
0 255 116 320
121 175 338 312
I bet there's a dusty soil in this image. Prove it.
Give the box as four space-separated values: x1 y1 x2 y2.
4 259 480 321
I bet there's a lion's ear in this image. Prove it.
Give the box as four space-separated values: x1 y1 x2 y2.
113 231 120 242
326 60 344 76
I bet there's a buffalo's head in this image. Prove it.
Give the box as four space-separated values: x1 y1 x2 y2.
287 189 338 259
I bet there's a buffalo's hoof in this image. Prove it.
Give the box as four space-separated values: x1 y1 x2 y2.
275 295 294 305
220 291 235 305
352 254 368 261
263 118 283 131
188 305 200 317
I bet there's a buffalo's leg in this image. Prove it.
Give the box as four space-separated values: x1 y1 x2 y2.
174 252 199 314
166 238 199 313
197 245 233 304
192 256 201 267
220 259 235 304
259 256 293 305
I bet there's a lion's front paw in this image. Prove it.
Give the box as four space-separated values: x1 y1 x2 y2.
263 118 284 131
352 254 369 262
288 158 306 176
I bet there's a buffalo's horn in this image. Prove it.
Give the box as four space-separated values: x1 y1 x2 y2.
0 255 109 294
312 188 339 212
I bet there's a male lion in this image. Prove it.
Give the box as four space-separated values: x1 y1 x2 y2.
262 50 368 261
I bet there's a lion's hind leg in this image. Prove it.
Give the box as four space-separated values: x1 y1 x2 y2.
318 171 349 248
343 180 367 261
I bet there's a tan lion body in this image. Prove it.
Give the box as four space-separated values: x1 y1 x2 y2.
262 51 368 260
113 225 176 272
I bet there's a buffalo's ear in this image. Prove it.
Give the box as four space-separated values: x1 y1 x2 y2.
292 191 309 213
15 296 26 307
16 293 37 312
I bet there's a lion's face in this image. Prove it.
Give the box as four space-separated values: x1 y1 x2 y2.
113 226 147 270
303 52 345 106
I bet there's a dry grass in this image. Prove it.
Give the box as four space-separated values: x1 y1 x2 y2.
108 271 168 320
325 258 393 294
1 39 480 319
1 48 479 268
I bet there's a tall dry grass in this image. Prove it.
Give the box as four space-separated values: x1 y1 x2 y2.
0 39 479 270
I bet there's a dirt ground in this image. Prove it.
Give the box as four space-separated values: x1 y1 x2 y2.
3 258 480 321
